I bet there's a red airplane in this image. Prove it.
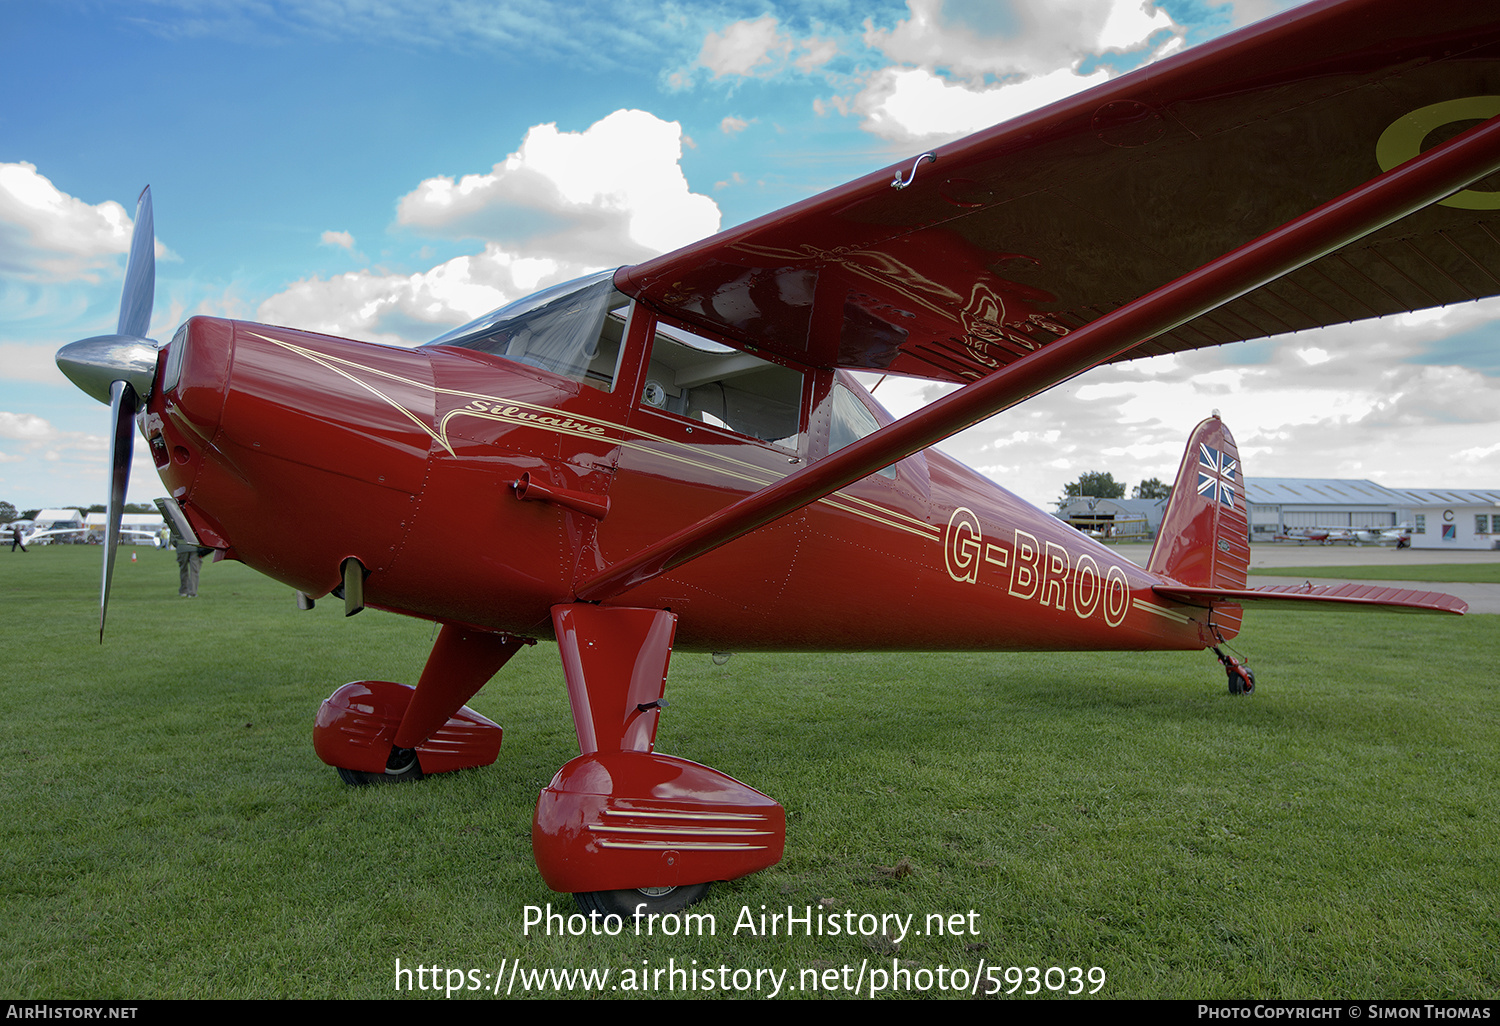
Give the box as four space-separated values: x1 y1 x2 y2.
1275 529 1337 546
56 0 1493 917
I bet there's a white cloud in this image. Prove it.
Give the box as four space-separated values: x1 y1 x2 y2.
1094 0 1178 52
865 0 1179 80
795 36 839 74
0 163 133 282
396 109 718 264
259 109 721 344
690 15 839 83
837 0 1183 145
852 65 1110 145
1456 441 1500 462
257 248 555 345
720 115 751 135
0 408 150 488
0 343 71 385
698 16 794 79
0 411 54 440
1362 365 1497 428
320 229 355 249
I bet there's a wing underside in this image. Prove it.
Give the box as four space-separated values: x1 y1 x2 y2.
616 1 1500 382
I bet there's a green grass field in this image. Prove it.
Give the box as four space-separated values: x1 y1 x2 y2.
2 546 1497 999
1251 564 1500 583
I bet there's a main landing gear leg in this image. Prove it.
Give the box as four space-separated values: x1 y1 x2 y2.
314 624 529 783
533 603 785 917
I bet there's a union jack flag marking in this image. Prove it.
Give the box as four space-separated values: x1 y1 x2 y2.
1198 443 1237 508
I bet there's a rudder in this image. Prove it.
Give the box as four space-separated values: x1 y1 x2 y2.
1148 416 1251 634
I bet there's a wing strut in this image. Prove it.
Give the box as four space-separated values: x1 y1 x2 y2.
577 114 1500 603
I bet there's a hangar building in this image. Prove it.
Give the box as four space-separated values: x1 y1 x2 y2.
84 512 167 545
1389 488 1500 550
1244 479 1499 550
1054 496 1167 539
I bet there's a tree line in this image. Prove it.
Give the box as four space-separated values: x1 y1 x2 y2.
1060 473 1170 502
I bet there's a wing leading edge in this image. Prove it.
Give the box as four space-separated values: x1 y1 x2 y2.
616 1 1500 383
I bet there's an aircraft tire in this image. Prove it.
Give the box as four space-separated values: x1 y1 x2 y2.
573 883 711 919
334 750 425 786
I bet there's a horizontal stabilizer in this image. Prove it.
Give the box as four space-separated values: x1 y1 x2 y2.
1153 582 1467 615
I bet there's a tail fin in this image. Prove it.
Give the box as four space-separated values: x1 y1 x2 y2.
1149 415 1251 599
1147 415 1466 621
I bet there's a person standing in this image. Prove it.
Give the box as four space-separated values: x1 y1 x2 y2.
11 526 26 553
175 538 204 596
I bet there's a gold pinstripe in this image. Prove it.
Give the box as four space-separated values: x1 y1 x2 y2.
1131 598 1197 624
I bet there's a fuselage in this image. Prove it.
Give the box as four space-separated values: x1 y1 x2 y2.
140 284 1219 655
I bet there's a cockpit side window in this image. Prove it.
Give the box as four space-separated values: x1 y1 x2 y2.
639 321 804 450
423 270 628 392
829 382 897 479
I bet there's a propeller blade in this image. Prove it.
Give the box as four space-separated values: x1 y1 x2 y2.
57 188 158 404
99 366 138 642
54 185 157 641
117 187 154 340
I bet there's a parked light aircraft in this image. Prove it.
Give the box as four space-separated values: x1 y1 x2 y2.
55 0 1494 914
1278 526 1413 546
22 524 160 547
21 527 89 546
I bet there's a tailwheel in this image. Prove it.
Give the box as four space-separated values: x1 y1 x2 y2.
574 883 711 919
1211 645 1255 696
336 746 425 786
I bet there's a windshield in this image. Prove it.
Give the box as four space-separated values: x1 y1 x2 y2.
424 270 627 390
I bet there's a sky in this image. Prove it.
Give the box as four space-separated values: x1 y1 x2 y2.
3 0 1498 517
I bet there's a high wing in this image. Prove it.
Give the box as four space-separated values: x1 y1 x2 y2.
581 1 1500 602
580 105 1500 600
615 0 1500 384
